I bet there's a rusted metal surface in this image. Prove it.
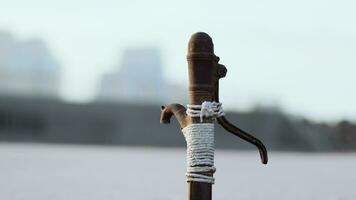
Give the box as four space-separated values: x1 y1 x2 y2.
160 32 268 200
188 182 212 200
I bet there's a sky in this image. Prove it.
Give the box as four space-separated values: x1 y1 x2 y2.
0 0 355 122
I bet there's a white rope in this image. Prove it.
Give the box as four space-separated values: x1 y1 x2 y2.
182 123 216 184
180 101 225 184
186 101 225 122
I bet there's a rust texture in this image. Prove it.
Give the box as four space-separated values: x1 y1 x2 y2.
160 32 268 200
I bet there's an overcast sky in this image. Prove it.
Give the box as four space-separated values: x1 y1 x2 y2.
0 0 355 122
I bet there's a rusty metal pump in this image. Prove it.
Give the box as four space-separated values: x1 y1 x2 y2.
160 32 268 200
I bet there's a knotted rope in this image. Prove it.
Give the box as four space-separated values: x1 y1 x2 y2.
182 101 225 184
186 101 225 122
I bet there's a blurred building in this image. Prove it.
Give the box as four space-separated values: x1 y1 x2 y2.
96 47 187 104
0 31 60 98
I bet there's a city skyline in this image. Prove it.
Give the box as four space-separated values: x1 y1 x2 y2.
0 0 355 122
0 31 60 98
97 47 188 104
0 28 354 123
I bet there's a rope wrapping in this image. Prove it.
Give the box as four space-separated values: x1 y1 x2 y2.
186 101 225 122
182 123 216 184
181 101 225 184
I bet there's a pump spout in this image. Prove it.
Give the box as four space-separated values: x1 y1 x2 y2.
160 103 189 128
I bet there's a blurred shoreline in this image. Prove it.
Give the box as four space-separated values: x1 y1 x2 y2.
2 141 356 156
1 96 355 152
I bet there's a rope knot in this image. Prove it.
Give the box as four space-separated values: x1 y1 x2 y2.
201 101 214 115
187 101 225 122
182 101 224 183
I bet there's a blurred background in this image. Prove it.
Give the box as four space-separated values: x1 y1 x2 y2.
0 0 355 199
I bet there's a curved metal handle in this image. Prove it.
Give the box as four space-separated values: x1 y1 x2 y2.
213 61 268 164
217 116 268 164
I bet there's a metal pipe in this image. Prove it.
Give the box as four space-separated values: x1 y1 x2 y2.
160 103 189 128
217 116 268 164
161 32 268 200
